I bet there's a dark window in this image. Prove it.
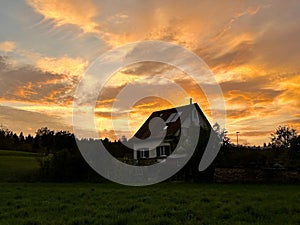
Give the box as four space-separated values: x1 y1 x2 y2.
137 148 149 159
156 145 170 157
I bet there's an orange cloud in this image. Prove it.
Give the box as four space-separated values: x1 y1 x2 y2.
90 1 262 50
276 74 300 107
0 56 77 107
13 82 37 98
0 41 16 52
36 56 88 77
27 0 99 33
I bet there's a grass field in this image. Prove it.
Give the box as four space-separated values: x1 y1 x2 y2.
0 150 39 182
0 183 299 225
0 150 300 225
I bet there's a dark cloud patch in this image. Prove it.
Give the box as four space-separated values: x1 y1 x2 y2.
198 41 254 72
121 61 171 76
96 98 116 109
0 105 71 134
226 108 253 119
0 56 8 70
0 56 76 105
95 111 127 119
98 84 125 103
132 100 167 110
221 76 270 92
220 76 284 105
282 119 300 126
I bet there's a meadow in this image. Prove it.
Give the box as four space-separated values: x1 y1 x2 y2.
0 150 39 182
0 183 299 225
0 150 300 225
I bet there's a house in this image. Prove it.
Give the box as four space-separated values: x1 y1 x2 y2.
130 99 211 162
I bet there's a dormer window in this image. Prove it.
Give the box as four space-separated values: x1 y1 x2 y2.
165 112 182 123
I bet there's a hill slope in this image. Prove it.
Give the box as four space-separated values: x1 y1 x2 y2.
0 150 39 181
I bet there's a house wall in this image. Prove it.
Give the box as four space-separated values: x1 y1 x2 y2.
133 147 156 159
190 108 209 128
182 108 207 128
133 141 171 159
133 139 159 159
149 149 156 158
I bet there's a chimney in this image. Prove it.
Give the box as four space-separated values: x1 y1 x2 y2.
189 98 193 105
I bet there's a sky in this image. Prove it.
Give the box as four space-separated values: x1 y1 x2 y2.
0 0 300 145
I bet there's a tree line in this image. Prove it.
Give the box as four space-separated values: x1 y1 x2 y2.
0 125 299 182
215 125 300 170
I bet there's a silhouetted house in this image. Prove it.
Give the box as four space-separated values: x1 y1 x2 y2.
131 99 211 162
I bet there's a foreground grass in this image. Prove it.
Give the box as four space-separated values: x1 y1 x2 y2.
0 150 39 181
0 183 299 225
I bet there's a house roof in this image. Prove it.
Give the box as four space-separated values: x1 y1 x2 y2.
132 103 210 140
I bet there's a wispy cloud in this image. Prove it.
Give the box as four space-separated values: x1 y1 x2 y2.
36 56 88 77
26 0 99 33
0 41 16 52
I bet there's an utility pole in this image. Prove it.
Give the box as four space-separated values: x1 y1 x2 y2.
236 131 240 146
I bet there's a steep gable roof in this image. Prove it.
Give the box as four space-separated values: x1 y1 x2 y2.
133 103 210 140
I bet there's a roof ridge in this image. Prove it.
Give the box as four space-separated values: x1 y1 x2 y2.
150 103 198 114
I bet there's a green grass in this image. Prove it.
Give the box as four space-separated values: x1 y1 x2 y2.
0 183 299 225
0 150 39 181
0 150 299 224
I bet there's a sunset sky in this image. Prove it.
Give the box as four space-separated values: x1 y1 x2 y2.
0 0 300 145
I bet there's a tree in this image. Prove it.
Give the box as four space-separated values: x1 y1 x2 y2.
270 126 297 149
290 135 300 161
19 132 25 143
35 127 55 154
291 135 300 150
212 123 230 147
